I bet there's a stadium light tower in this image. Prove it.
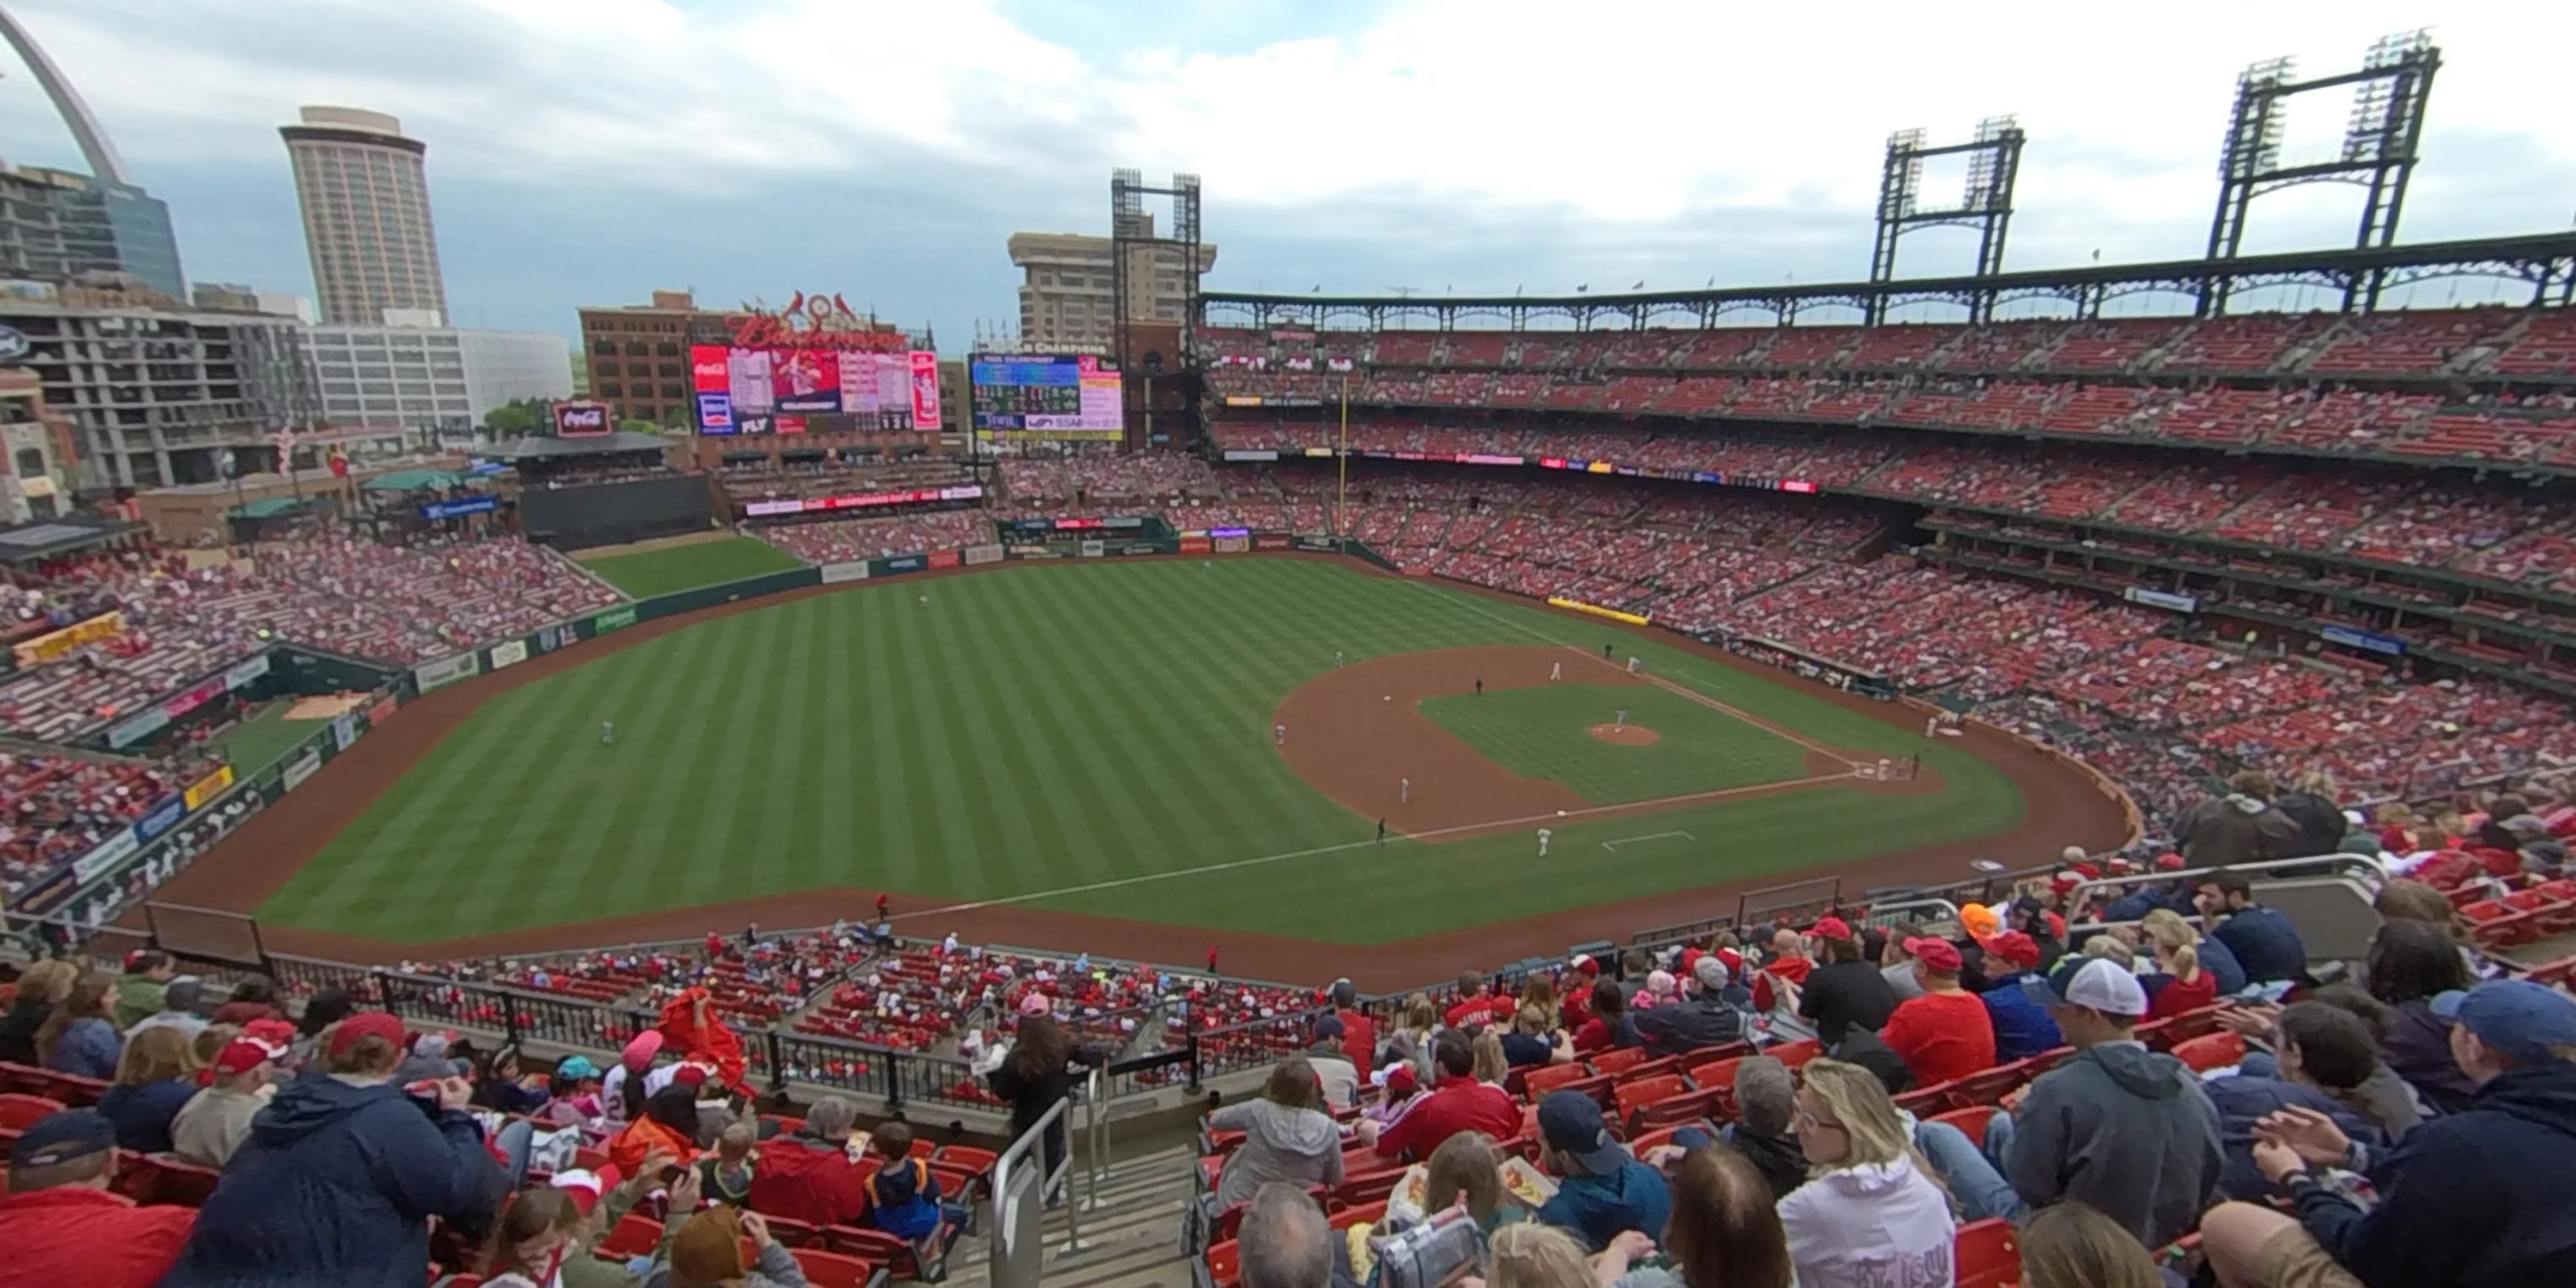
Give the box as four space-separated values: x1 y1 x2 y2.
1866 115 2024 322
1109 168 1203 446
2203 31 2440 312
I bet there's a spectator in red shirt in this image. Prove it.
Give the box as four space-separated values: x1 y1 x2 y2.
1328 979 1374 1076
1879 937 1997 1088
2140 910 2219 1020
745 1094 872 1227
1442 971 1512 1030
1560 955 1602 1031
1751 928 1814 1015
0 1109 195 1288
1374 1034 1519 1163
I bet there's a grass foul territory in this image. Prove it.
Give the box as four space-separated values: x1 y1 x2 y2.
255 559 2028 946
577 536 803 598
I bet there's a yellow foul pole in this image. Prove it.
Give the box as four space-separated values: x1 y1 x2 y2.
1336 375 1349 537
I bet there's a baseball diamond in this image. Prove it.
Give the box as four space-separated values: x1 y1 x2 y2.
158 554 2127 980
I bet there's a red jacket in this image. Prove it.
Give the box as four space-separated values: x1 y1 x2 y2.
1751 955 1813 1013
747 1133 874 1228
1336 1008 1376 1077
1442 994 1512 1030
1374 1074 1520 1163
0 1185 195 1288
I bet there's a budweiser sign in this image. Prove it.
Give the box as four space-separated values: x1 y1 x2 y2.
724 289 913 353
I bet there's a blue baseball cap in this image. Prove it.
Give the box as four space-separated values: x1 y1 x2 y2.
1313 1014 1346 1041
9 1108 115 1169
2432 980 2576 1064
556 1055 599 1080
1537 1091 1627 1175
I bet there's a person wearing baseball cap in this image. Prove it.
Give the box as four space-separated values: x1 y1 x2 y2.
1994 958 2222 1249
1634 955 1749 1058
1794 915 1898 1046
2201 978 2576 1288
1302 1013 1361 1111
1875 937 1995 1088
1530 1091 1671 1253
1326 978 1376 1079
168 1030 283 1169
157 1012 495 1288
1974 930 2062 1063
0 1108 197 1288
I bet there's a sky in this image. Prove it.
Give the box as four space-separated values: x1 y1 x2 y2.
0 0 2570 347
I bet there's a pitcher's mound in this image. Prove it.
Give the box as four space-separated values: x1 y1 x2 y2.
1590 723 1660 746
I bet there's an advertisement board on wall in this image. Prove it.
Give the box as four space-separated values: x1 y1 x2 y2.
489 640 530 669
820 561 870 584
2123 586 2200 613
927 549 960 569
552 400 613 437
14 611 124 669
2323 625 2406 657
423 495 500 521
969 352 1124 439
282 748 324 791
593 606 638 635
963 543 1005 566
1079 540 1106 558
692 343 939 434
1178 536 1213 554
181 766 236 811
414 652 482 692
331 711 360 751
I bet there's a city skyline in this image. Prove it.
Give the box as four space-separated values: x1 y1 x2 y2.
0 0 2570 350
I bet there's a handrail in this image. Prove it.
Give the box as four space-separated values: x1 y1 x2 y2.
2059 852 2387 919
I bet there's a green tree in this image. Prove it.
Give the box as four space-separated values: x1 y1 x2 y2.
618 419 662 436
485 399 543 436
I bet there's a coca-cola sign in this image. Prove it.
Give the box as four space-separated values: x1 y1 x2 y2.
552 401 611 437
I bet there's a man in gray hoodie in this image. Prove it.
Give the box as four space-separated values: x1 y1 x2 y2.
1994 958 2223 1248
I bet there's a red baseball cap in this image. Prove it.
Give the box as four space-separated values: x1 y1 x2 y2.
2069 863 2101 881
1901 937 1964 974
1810 916 1854 942
1985 930 2043 970
214 1037 281 1074
2155 852 2188 871
325 1012 407 1058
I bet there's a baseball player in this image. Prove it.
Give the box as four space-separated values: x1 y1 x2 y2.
1615 709 1627 730
1474 679 1484 696
1375 818 1387 844
1627 655 1641 675
1274 723 1286 747
1400 776 1411 804
1925 715 1940 738
1550 661 1563 681
600 719 614 746
1335 650 1344 668
1537 827 1552 857
919 594 928 606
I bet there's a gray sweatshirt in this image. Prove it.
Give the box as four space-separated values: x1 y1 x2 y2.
2003 1041 2223 1248
1209 1098 1347 1210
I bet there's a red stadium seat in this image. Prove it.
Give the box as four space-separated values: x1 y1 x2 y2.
1611 1055 1685 1085
597 1214 663 1261
2170 1032 2246 1074
1613 1074 1690 1130
1926 1107 1999 1144
1632 1086 1726 1133
792 1248 881 1288
1206 1238 1242 1288
1586 1047 1652 1075
1330 1200 1388 1231
1941 1062 2031 1110
0 1093 64 1130
762 1214 823 1248
1767 1039 1824 1071
1955 1218 2021 1288
122 1154 222 1207
1332 1165 1409 1207
1523 1063 1592 1096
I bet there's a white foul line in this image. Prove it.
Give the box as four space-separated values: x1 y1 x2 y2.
1602 830 1696 852
891 771 1857 921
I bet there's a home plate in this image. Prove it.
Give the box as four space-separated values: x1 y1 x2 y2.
1602 830 1696 852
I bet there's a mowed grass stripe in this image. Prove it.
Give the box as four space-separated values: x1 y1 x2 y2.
259 559 2034 944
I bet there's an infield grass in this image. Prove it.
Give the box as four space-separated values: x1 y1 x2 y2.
256 559 2027 944
1420 685 1812 805
218 702 326 776
578 536 802 597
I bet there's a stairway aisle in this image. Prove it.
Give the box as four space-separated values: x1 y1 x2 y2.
944 1141 1201 1288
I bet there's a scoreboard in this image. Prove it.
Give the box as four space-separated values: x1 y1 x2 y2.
969 353 1124 439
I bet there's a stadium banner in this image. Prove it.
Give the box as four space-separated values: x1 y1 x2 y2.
1121 542 1160 556
14 610 124 669
414 652 482 692
106 708 171 751
878 554 927 575
927 549 961 569
1079 540 1106 558
1294 536 1339 553
819 560 870 584
1178 536 1213 554
422 495 500 521
181 765 236 811
330 711 359 751
1302 447 1334 458
222 654 271 690
964 543 1005 566
135 796 186 842
2122 586 2199 613
1215 536 1249 553
70 828 139 885
1222 449 1279 462
1008 547 1059 559
368 694 399 724
160 675 229 722
1548 597 1652 627
1252 534 1292 551
282 748 323 791
489 640 530 670
593 606 639 635
2323 625 2406 657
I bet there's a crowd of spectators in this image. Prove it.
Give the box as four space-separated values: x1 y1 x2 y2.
0 535 621 742
1000 452 1220 502
752 511 997 564
0 753 205 906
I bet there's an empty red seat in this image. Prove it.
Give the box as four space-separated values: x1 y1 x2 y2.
1586 1047 1652 1075
1955 1217 2020 1288
792 1248 880 1288
0 1093 64 1130
1523 1063 1593 1096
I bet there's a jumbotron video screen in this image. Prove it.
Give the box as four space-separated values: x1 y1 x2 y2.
691 344 941 435
969 353 1124 440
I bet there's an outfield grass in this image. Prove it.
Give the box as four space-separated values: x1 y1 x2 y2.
577 536 802 598
218 702 327 775
1420 684 1812 805
257 560 2027 944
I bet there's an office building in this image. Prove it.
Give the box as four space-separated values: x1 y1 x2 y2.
307 325 570 438
0 365 69 522
191 282 316 324
280 106 448 326
575 289 730 427
0 164 185 301
1007 218 1216 353
0 286 317 489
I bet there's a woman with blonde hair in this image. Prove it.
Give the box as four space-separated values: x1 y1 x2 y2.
1776 1059 1955 1288
2139 908 2218 1019
34 969 120 1077
1518 974 1561 1030
1483 1220 1596 1288
0 957 78 1064
1380 993 1441 1080
2015 1200 2162 1288
1470 1030 1510 1087
96 1024 201 1152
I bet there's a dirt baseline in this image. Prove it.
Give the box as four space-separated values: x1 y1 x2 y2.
147 554 2133 988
